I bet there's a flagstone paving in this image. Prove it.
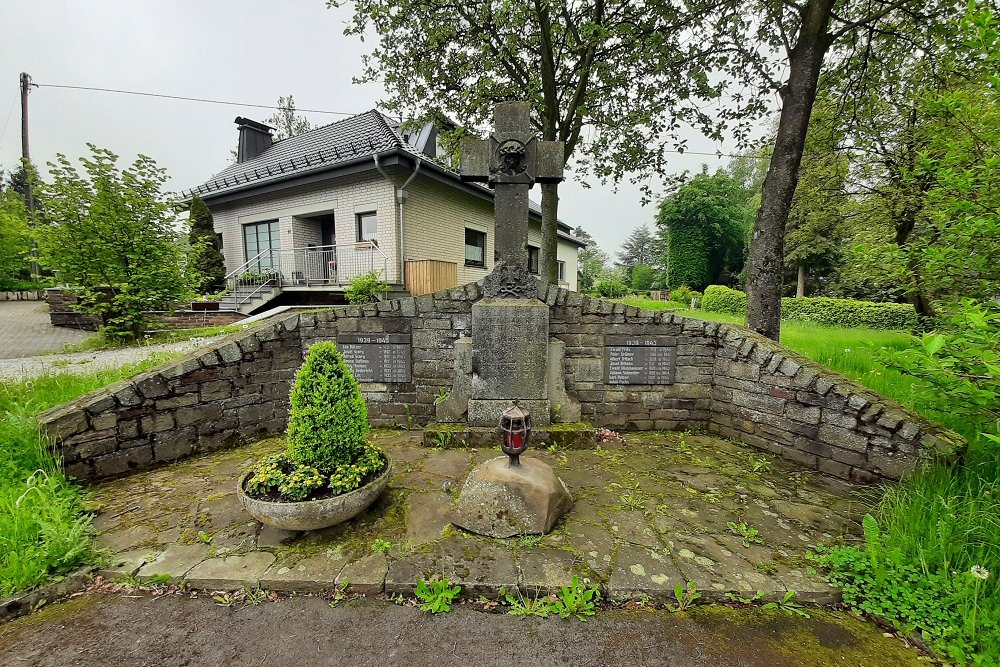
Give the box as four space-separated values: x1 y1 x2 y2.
88 430 877 603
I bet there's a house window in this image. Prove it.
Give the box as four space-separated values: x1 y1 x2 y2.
356 211 378 243
465 228 486 267
557 260 566 282
527 245 540 275
243 220 280 269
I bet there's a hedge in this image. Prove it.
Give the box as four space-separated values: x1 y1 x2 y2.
701 285 918 330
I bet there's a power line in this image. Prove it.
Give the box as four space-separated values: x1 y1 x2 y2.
0 92 16 150
32 82 359 116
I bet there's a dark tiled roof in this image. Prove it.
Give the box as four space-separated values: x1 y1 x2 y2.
183 109 585 246
184 109 406 199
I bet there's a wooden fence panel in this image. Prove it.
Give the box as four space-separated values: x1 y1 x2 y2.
404 260 458 296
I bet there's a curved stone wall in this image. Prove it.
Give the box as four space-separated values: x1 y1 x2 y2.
38 282 963 483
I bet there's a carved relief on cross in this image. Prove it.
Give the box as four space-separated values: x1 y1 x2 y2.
460 102 564 271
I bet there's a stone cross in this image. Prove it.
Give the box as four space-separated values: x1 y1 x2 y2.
460 102 564 271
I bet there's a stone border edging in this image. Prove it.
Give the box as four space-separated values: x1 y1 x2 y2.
0 566 94 624
0 289 45 301
103 545 841 606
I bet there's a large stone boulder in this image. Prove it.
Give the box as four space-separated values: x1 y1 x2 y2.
453 456 573 538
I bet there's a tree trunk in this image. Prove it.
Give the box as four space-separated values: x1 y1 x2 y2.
796 264 806 298
745 0 835 340
540 182 559 284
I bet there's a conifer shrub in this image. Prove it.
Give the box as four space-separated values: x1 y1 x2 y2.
286 342 369 469
245 342 384 501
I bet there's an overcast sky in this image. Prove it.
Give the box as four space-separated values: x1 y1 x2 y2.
0 0 763 257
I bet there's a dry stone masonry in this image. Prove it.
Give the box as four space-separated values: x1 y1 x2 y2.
38 280 962 484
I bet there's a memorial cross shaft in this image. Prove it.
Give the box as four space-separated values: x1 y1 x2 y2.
460 102 564 271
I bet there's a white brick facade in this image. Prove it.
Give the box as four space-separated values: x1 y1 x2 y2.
208 167 580 292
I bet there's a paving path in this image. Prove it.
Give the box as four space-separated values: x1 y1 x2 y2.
0 592 926 666
0 301 89 358
92 431 878 604
0 336 224 381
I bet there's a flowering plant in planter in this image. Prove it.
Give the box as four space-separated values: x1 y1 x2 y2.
243 342 386 503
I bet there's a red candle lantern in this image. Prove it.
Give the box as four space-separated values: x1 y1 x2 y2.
500 404 531 466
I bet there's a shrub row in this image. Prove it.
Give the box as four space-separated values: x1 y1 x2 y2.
701 285 918 330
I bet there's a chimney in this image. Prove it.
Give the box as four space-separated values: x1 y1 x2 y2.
234 117 274 163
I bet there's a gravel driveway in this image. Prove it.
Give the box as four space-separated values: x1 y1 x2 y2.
0 301 90 358
0 336 224 382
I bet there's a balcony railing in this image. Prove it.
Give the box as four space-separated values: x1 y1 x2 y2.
224 243 389 306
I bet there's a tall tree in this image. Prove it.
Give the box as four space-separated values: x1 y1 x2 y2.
34 146 188 341
572 225 608 292
0 184 32 286
266 95 312 141
187 195 226 294
737 0 959 339
783 98 849 297
331 0 763 284
655 169 752 291
616 224 656 278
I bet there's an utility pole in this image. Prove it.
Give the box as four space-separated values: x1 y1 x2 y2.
20 72 40 280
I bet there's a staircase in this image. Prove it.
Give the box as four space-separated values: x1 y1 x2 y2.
218 283 282 315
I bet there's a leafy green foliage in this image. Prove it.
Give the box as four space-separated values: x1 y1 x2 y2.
617 225 657 277
552 575 600 621
344 270 389 305
701 285 917 330
782 97 850 296
0 186 32 287
0 359 170 596
669 581 701 612
594 277 630 298
33 146 189 341
573 226 608 291
504 588 558 618
727 520 762 548
186 196 226 294
882 300 999 438
656 169 752 290
701 285 748 315
668 286 701 305
629 263 657 292
781 297 917 330
817 537 996 664
415 577 461 613
761 590 809 618
829 6 1000 315
371 538 392 553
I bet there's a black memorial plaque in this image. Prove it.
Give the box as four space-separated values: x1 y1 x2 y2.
604 336 677 385
336 334 412 383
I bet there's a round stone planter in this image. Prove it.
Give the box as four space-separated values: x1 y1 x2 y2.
237 456 392 531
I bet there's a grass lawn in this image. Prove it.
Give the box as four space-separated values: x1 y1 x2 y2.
0 355 176 597
683 308 998 662
60 323 246 353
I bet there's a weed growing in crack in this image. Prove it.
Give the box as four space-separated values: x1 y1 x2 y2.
415 577 461 613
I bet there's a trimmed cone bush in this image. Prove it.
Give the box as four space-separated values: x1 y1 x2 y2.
286 342 369 471
245 342 384 502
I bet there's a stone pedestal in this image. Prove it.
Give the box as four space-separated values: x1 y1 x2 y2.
453 456 573 538
469 298 549 426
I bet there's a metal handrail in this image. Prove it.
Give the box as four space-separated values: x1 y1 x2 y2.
221 242 392 310
224 249 271 281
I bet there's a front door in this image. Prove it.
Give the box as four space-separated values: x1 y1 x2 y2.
319 216 336 282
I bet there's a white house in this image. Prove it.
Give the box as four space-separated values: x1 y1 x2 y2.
185 111 584 313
